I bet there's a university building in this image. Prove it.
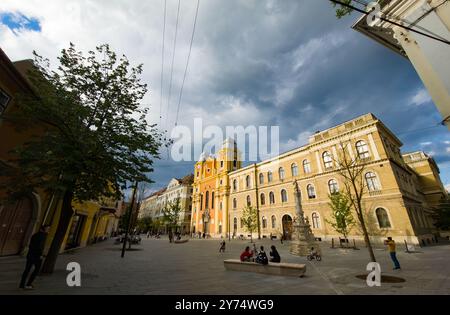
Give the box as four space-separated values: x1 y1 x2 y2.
139 174 194 234
191 113 447 245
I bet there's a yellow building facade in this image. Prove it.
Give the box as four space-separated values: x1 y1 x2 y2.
192 113 447 245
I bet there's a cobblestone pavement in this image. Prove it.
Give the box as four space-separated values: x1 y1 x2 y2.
1 237 450 295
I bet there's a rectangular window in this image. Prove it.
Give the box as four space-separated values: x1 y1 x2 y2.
0 88 11 115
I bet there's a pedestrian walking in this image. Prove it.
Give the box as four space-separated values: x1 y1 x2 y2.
384 237 401 270
219 240 226 253
20 225 50 290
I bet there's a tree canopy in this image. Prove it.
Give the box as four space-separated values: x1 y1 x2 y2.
3 43 164 202
241 205 258 243
1 43 165 272
326 191 355 245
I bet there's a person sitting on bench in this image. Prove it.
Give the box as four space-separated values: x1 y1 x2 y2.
269 245 281 263
255 246 269 265
240 246 254 262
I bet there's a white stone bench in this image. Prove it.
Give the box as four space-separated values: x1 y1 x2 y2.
223 259 306 277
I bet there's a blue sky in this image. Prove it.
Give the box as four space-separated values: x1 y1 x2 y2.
0 12 40 33
0 0 448 195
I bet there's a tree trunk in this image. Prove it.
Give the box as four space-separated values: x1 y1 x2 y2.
358 212 376 262
41 189 74 274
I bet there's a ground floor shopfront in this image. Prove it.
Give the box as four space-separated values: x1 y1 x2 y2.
0 190 119 257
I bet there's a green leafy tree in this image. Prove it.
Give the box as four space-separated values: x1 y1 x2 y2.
432 197 450 230
1 43 164 273
326 192 355 247
162 197 183 238
241 205 259 243
332 0 354 18
152 218 163 234
137 216 153 233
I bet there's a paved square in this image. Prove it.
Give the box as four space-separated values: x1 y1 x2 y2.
1 238 450 295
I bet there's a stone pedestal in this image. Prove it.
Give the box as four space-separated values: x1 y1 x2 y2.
289 221 319 256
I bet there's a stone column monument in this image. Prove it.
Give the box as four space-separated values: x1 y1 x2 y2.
290 180 320 256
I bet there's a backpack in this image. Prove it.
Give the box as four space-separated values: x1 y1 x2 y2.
255 251 269 265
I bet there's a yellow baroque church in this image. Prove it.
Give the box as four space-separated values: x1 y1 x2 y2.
191 113 447 245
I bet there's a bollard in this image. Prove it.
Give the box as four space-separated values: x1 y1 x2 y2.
331 238 334 249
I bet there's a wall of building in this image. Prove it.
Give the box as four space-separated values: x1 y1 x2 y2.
192 114 446 245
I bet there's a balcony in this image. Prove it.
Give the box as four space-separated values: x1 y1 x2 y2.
368 190 382 197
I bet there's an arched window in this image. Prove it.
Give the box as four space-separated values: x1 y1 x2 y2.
211 192 215 208
246 195 251 206
376 208 391 228
205 191 209 208
365 172 380 191
233 179 237 191
233 218 237 231
220 202 222 210
312 212 320 229
303 159 311 174
240 218 244 228
268 171 273 183
262 216 267 229
260 193 265 206
246 175 251 189
291 163 298 176
281 189 288 202
271 215 276 229
279 167 285 180
259 173 264 185
307 184 316 199
269 191 275 204
328 179 339 194
323 151 333 169
356 140 370 159
233 198 237 209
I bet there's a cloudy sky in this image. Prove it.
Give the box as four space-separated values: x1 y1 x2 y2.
1 0 449 194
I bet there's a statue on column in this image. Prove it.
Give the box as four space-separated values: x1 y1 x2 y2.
290 180 320 256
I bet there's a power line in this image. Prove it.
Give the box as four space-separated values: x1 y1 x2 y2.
159 0 167 129
165 0 181 132
175 0 201 127
330 0 450 46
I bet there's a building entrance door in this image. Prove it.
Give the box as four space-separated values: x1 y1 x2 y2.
0 197 33 256
65 214 86 249
282 214 293 241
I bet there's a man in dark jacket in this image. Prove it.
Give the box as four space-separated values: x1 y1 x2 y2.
19 225 50 289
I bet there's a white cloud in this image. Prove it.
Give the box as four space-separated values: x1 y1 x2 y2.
445 183 450 193
281 131 311 152
410 88 432 106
